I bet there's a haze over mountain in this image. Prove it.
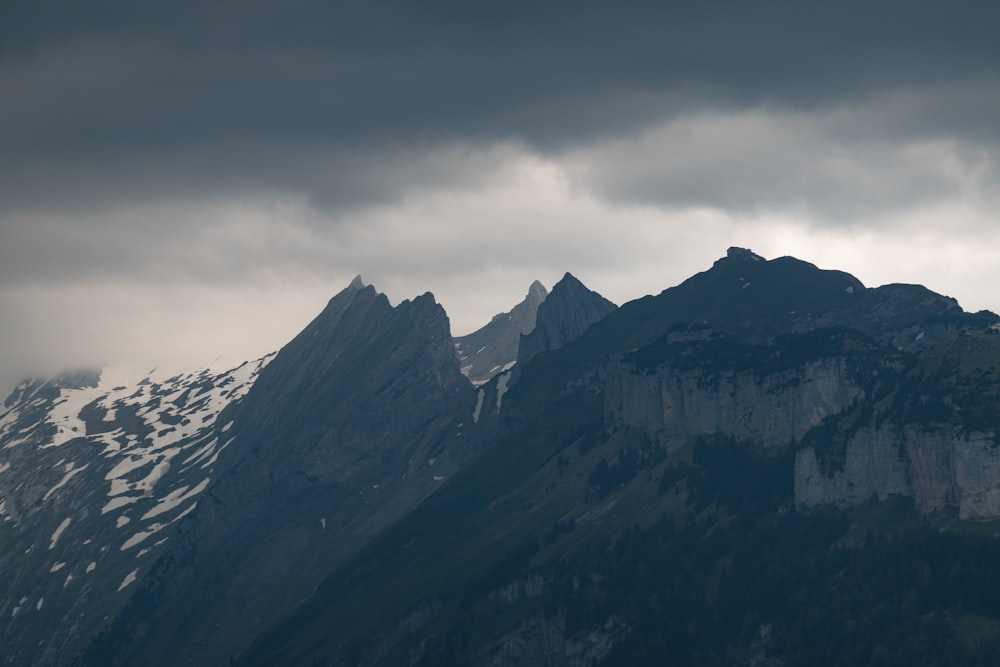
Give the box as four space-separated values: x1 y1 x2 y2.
3 248 1000 665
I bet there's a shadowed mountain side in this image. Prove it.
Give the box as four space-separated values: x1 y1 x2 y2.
80 278 480 667
516 273 618 370
237 250 1000 666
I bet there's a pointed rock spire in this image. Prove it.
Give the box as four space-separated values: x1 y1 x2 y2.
516 273 617 368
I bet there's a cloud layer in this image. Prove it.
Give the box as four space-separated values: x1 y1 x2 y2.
2 0 999 396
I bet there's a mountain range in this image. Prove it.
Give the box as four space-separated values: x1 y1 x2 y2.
3 248 1000 665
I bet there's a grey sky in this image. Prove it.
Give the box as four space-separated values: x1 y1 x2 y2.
2 0 999 397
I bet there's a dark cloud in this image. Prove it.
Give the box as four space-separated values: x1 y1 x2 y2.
563 98 1000 221
2 0 1000 397
2 0 998 217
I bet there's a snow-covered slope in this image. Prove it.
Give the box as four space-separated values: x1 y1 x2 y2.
0 355 273 665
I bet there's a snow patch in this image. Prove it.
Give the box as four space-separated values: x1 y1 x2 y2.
44 386 104 448
36 597 44 611
182 437 218 467
121 525 164 551
49 562 65 572
43 462 89 501
472 389 485 423
49 517 71 550
117 569 138 592
116 515 130 528
141 477 209 520
0 462 10 474
86 562 96 573
496 372 512 413
102 495 140 514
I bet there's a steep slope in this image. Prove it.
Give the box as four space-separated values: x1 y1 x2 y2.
0 358 272 666
240 250 1000 666
470 274 616 436
455 280 548 385
81 277 479 667
516 273 618 369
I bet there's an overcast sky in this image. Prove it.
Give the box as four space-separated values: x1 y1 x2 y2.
2 0 999 397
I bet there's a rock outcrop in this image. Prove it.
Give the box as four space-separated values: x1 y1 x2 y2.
516 273 617 368
795 426 1000 519
455 280 548 385
604 355 863 450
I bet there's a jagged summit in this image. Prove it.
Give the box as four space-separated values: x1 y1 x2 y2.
348 274 366 290
82 271 476 667
516 273 617 368
456 280 550 385
724 246 766 262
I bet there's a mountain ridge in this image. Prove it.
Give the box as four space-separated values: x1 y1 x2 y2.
236 249 1000 666
2 248 1000 665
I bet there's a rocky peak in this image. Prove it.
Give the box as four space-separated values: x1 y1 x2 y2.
85 276 477 667
527 279 547 301
455 280 550 385
516 273 617 368
724 246 766 262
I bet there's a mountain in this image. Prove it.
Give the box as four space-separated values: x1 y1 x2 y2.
515 272 618 369
0 357 272 665
80 277 481 666
238 250 1000 666
455 280 548 385
5 249 1000 666
467 274 616 437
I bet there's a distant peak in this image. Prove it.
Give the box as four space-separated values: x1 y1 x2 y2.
726 247 766 262
553 272 586 292
527 280 548 301
348 275 366 290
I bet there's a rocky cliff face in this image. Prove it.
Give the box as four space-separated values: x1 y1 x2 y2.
603 352 862 450
796 425 1000 519
599 318 1000 519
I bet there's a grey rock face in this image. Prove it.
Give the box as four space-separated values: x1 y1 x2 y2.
604 356 863 450
517 273 617 368
796 426 1000 519
456 280 548 385
84 278 479 667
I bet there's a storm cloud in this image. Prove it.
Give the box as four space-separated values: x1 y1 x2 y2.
2 0 999 396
